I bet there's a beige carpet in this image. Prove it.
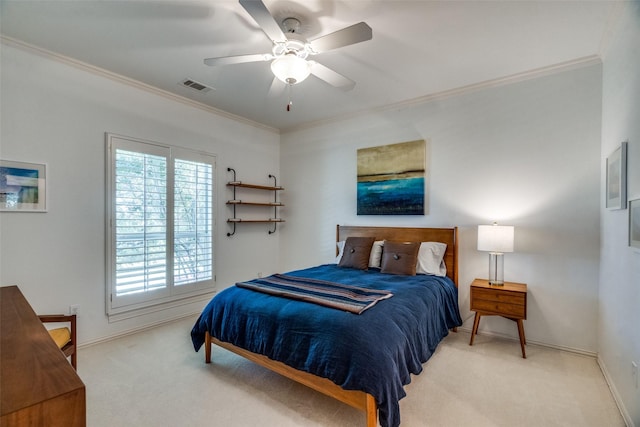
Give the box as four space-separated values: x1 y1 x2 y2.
79 315 624 426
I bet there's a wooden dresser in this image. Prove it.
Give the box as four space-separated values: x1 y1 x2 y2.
1 286 86 426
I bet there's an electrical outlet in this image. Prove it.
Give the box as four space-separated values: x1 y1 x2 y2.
69 305 79 315
633 361 638 389
257 272 263 278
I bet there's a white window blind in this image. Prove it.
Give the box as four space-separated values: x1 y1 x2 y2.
174 158 213 286
106 134 215 315
115 149 168 296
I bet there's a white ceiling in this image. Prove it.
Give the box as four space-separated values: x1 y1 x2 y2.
0 0 623 132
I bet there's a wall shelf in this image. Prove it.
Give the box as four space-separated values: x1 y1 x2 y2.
227 182 284 191
226 200 284 207
226 168 284 236
227 218 285 223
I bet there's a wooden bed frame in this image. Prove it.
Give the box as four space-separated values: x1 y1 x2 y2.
204 225 458 427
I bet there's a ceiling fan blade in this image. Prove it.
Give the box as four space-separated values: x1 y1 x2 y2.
239 0 287 43
309 22 372 53
309 62 355 91
204 53 272 66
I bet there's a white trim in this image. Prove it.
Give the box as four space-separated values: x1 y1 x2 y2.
461 327 632 424
79 316 632 426
598 355 635 427
282 55 603 133
107 288 216 322
2 34 601 136
105 133 217 316
80 310 203 348
0 35 279 135
459 326 597 358
106 290 214 324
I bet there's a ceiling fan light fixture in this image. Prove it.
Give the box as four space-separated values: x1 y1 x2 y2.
271 53 311 85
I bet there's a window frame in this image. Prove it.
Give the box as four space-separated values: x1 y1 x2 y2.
105 133 216 318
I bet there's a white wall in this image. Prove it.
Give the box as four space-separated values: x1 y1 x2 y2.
280 63 603 354
4 22 634 421
599 2 640 425
0 42 282 344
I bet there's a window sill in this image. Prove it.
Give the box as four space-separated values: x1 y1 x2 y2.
107 289 215 323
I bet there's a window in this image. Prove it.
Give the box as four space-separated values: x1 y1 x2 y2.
106 134 215 316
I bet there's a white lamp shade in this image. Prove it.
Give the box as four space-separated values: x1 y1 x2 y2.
271 54 311 85
477 224 514 253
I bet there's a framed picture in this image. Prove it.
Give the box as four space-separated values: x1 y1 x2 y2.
0 160 47 212
630 199 640 249
606 141 627 210
357 140 427 215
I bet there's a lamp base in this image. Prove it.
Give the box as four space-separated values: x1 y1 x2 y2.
488 252 504 286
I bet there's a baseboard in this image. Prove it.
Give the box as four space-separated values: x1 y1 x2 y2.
459 326 632 425
598 355 635 427
78 311 200 349
458 326 597 358
80 313 633 425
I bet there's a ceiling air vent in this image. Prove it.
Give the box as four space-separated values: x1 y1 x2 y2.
180 78 213 93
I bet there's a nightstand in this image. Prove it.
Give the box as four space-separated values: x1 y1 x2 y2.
469 278 528 358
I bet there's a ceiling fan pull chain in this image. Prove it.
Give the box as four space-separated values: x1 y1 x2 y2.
286 84 293 111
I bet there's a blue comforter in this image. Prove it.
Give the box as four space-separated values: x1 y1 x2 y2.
191 264 462 427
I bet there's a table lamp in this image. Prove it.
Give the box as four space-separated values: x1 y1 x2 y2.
477 223 514 285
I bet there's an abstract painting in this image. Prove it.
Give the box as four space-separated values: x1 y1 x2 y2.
357 140 426 215
0 160 47 212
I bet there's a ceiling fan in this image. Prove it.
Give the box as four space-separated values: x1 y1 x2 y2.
204 0 372 91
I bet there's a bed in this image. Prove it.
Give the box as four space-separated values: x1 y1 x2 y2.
191 225 462 427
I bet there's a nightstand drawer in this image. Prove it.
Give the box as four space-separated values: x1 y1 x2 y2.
469 278 528 358
472 288 525 306
471 299 526 318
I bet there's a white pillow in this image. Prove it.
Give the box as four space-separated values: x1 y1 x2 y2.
335 240 384 268
369 241 384 268
416 242 447 276
335 240 346 263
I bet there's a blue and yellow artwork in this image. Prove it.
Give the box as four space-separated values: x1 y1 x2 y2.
357 140 426 215
0 160 45 211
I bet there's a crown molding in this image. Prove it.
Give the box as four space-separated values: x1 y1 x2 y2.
2 35 603 137
1 35 280 135
282 54 603 134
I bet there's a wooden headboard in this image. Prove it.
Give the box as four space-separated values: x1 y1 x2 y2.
336 225 458 286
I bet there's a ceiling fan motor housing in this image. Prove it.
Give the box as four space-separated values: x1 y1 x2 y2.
272 38 310 59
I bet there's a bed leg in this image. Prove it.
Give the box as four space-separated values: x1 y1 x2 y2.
205 331 212 363
365 394 377 427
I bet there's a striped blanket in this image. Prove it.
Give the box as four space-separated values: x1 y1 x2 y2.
236 274 393 314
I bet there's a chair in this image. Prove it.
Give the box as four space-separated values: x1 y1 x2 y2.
39 314 77 370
